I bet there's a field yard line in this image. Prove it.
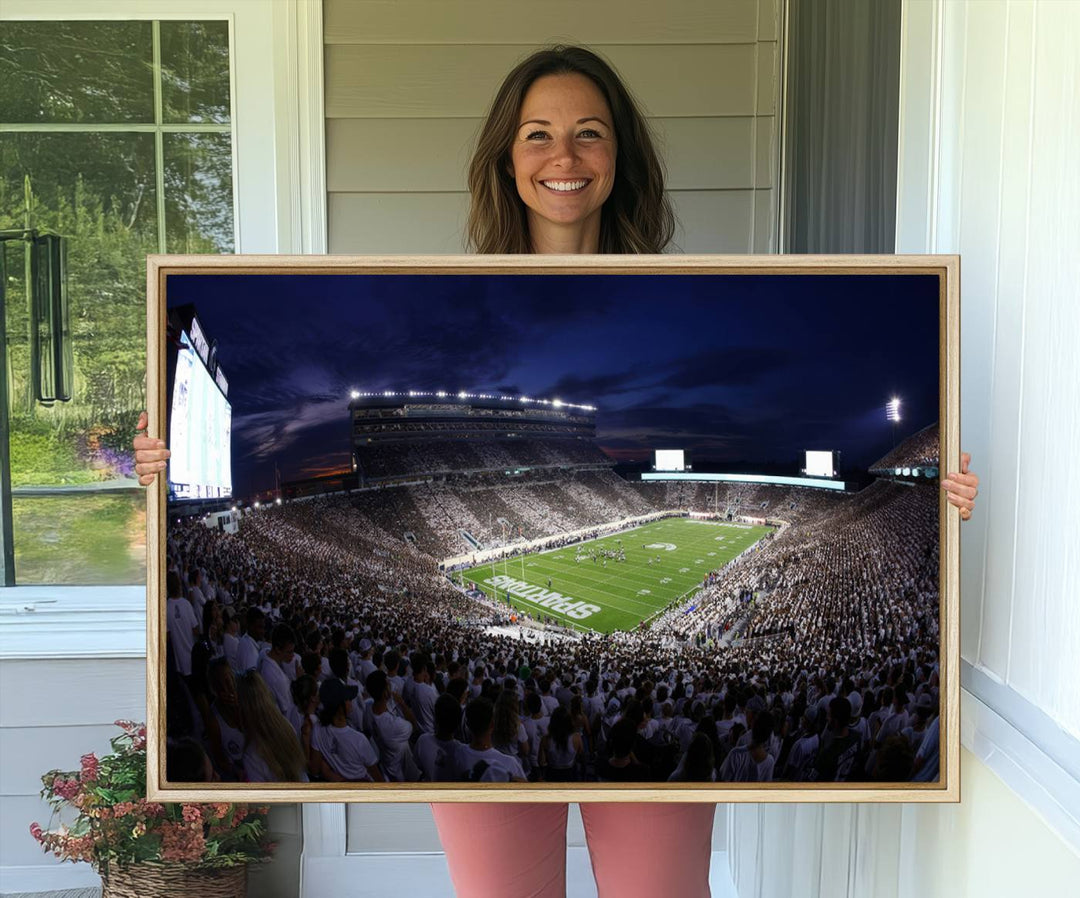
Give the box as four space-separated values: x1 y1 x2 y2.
526 555 706 595
489 567 668 615
471 581 643 626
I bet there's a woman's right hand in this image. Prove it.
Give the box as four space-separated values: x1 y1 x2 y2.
134 411 171 486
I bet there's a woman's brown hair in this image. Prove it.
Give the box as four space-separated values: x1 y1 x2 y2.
467 45 675 254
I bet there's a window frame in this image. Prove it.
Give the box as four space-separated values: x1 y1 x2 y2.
0 0 326 654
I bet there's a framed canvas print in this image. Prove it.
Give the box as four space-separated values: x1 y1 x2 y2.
145 254 960 803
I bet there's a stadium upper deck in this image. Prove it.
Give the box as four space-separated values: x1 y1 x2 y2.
350 391 595 439
350 391 606 483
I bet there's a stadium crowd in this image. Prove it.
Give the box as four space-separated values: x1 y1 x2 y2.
166 433 943 786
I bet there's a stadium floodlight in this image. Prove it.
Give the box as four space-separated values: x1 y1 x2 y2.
552 398 563 407
886 397 902 422
350 390 360 399
458 391 467 398
436 390 446 397
276 497 282 505
253 501 260 508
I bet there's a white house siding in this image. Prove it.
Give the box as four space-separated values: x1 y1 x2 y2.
324 0 782 254
729 1 1080 895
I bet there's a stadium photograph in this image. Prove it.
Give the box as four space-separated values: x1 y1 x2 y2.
155 264 949 794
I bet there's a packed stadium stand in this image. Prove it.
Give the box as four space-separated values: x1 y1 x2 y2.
166 395 943 788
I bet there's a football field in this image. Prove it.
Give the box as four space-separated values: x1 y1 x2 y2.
460 518 773 634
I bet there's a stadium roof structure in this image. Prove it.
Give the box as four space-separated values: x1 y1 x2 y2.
348 390 595 412
869 422 940 479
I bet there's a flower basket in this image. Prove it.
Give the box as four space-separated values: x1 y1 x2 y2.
101 862 247 898
31 721 273 891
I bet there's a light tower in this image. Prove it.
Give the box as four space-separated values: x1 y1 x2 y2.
886 397 902 447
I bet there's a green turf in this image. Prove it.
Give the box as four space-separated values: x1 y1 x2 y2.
459 518 773 634
12 493 147 585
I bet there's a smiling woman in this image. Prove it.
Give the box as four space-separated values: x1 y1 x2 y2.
509 73 617 252
466 45 674 255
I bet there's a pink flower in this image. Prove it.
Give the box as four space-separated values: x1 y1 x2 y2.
52 777 80 801
160 821 206 863
181 805 202 824
80 753 99 782
30 822 43 842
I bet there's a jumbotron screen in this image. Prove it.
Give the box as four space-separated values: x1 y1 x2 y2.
805 450 835 478
169 335 232 499
654 449 686 472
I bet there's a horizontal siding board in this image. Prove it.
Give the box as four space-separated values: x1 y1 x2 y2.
753 187 778 252
0 724 122 796
328 188 760 255
325 44 758 119
669 188 756 253
326 117 759 193
756 41 778 115
328 192 469 253
758 0 780 42
3 794 70 867
754 115 776 188
0 659 145 728
346 803 443 853
324 0 760 45
326 119 478 192
655 117 755 189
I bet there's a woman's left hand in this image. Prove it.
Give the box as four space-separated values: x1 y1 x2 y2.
941 452 979 521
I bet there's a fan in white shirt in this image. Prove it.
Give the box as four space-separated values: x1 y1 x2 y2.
413 693 467 782
235 607 267 674
312 678 383 782
166 583 200 679
367 669 421 781
258 623 297 717
408 654 439 735
457 697 526 783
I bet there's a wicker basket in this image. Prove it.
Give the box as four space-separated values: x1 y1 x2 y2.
100 863 247 898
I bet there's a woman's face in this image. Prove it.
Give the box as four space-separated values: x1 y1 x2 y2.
509 73 616 240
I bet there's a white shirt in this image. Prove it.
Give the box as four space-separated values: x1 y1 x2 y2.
167 597 199 677
410 681 439 735
314 723 380 781
223 632 240 672
258 654 293 717
236 633 261 674
414 734 464 782
719 746 775 782
243 744 309 783
522 715 550 768
372 708 415 781
783 734 819 780
457 745 526 782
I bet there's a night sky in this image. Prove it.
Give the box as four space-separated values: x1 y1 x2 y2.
167 273 940 497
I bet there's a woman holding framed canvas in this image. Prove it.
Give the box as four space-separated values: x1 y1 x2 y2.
135 45 979 898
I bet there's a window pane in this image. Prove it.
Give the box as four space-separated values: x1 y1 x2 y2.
2 132 157 586
12 494 146 585
0 22 154 124
160 20 232 124
164 133 235 252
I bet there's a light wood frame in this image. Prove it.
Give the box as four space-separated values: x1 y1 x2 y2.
146 253 960 803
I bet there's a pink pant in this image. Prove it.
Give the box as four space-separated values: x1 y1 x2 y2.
431 802 715 898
